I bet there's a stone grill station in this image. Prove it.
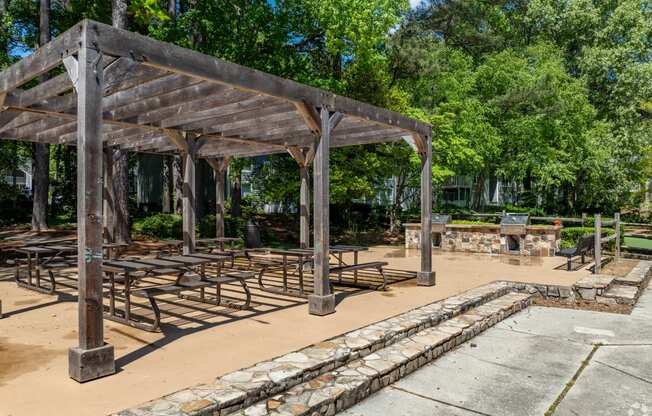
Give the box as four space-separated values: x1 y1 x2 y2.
405 213 560 256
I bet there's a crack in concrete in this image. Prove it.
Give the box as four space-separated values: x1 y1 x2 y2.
389 385 494 416
594 360 652 385
544 344 601 416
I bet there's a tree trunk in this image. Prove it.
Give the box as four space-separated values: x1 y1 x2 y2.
389 173 405 234
231 173 241 217
162 156 173 213
173 155 183 214
112 150 131 243
472 173 485 210
31 0 50 231
111 0 131 243
112 0 128 29
168 0 176 19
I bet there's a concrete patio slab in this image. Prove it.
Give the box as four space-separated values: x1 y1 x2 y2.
555 346 652 416
342 293 652 416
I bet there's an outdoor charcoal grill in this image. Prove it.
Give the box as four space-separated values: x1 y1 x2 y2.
500 213 529 235
431 214 451 233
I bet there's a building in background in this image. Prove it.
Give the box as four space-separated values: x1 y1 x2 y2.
1 162 32 194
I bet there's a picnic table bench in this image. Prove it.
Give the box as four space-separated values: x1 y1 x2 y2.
103 253 253 332
11 242 128 294
559 234 595 271
12 244 77 294
250 245 386 297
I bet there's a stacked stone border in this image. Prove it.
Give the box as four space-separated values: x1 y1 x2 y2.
233 293 531 416
113 281 515 416
114 261 651 416
509 260 652 306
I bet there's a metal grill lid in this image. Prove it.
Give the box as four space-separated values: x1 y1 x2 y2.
432 214 451 224
500 214 530 225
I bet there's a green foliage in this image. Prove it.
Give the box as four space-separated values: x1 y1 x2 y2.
451 219 495 225
198 214 246 240
1 0 650 232
135 213 182 240
128 0 169 28
560 226 617 249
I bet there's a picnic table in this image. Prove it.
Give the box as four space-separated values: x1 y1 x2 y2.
0 235 77 264
249 245 384 297
158 239 183 254
197 237 241 251
103 253 253 331
13 242 128 294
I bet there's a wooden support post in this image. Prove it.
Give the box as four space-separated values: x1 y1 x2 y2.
182 136 196 254
102 147 115 243
206 157 230 239
69 41 115 382
288 146 311 249
417 134 435 286
594 213 602 274
614 212 621 261
215 167 226 238
299 164 310 249
309 107 335 316
581 212 587 227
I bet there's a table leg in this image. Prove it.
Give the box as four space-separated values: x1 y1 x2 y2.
282 254 288 291
35 253 41 288
353 251 359 284
298 255 304 295
27 253 33 286
338 253 343 284
124 271 131 321
200 263 206 301
109 271 116 316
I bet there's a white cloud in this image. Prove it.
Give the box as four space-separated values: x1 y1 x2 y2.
409 0 422 8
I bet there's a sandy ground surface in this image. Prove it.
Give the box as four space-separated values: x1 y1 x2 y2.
0 247 613 416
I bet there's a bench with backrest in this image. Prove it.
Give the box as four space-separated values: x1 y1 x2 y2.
559 234 595 271
329 261 389 290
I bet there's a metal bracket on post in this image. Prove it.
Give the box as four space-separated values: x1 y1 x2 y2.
63 56 79 91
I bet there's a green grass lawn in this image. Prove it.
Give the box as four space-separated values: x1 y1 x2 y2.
624 236 652 249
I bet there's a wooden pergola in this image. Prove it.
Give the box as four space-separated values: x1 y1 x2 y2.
0 19 434 382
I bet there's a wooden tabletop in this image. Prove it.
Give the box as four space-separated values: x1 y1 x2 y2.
103 260 156 272
188 253 233 261
14 246 60 254
163 255 212 266
197 237 241 243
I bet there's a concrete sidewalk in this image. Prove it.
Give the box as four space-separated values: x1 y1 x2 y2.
342 284 652 416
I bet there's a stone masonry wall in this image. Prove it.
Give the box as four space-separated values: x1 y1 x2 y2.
405 224 559 256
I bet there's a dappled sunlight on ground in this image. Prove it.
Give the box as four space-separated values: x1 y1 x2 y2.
0 246 598 415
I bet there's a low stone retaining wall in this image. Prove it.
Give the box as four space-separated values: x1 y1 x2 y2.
233 293 532 416
405 223 560 256
509 260 652 306
114 262 651 416
113 282 514 416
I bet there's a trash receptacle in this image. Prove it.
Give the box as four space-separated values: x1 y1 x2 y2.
245 218 261 248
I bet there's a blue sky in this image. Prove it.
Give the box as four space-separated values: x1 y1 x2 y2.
409 0 422 9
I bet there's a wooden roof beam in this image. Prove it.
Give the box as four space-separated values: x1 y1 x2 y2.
293 101 321 135
85 19 431 137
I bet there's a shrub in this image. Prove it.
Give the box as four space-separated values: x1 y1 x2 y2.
198 214 246 240
560 226 616 249
136 213 182 239
451 219 495 225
